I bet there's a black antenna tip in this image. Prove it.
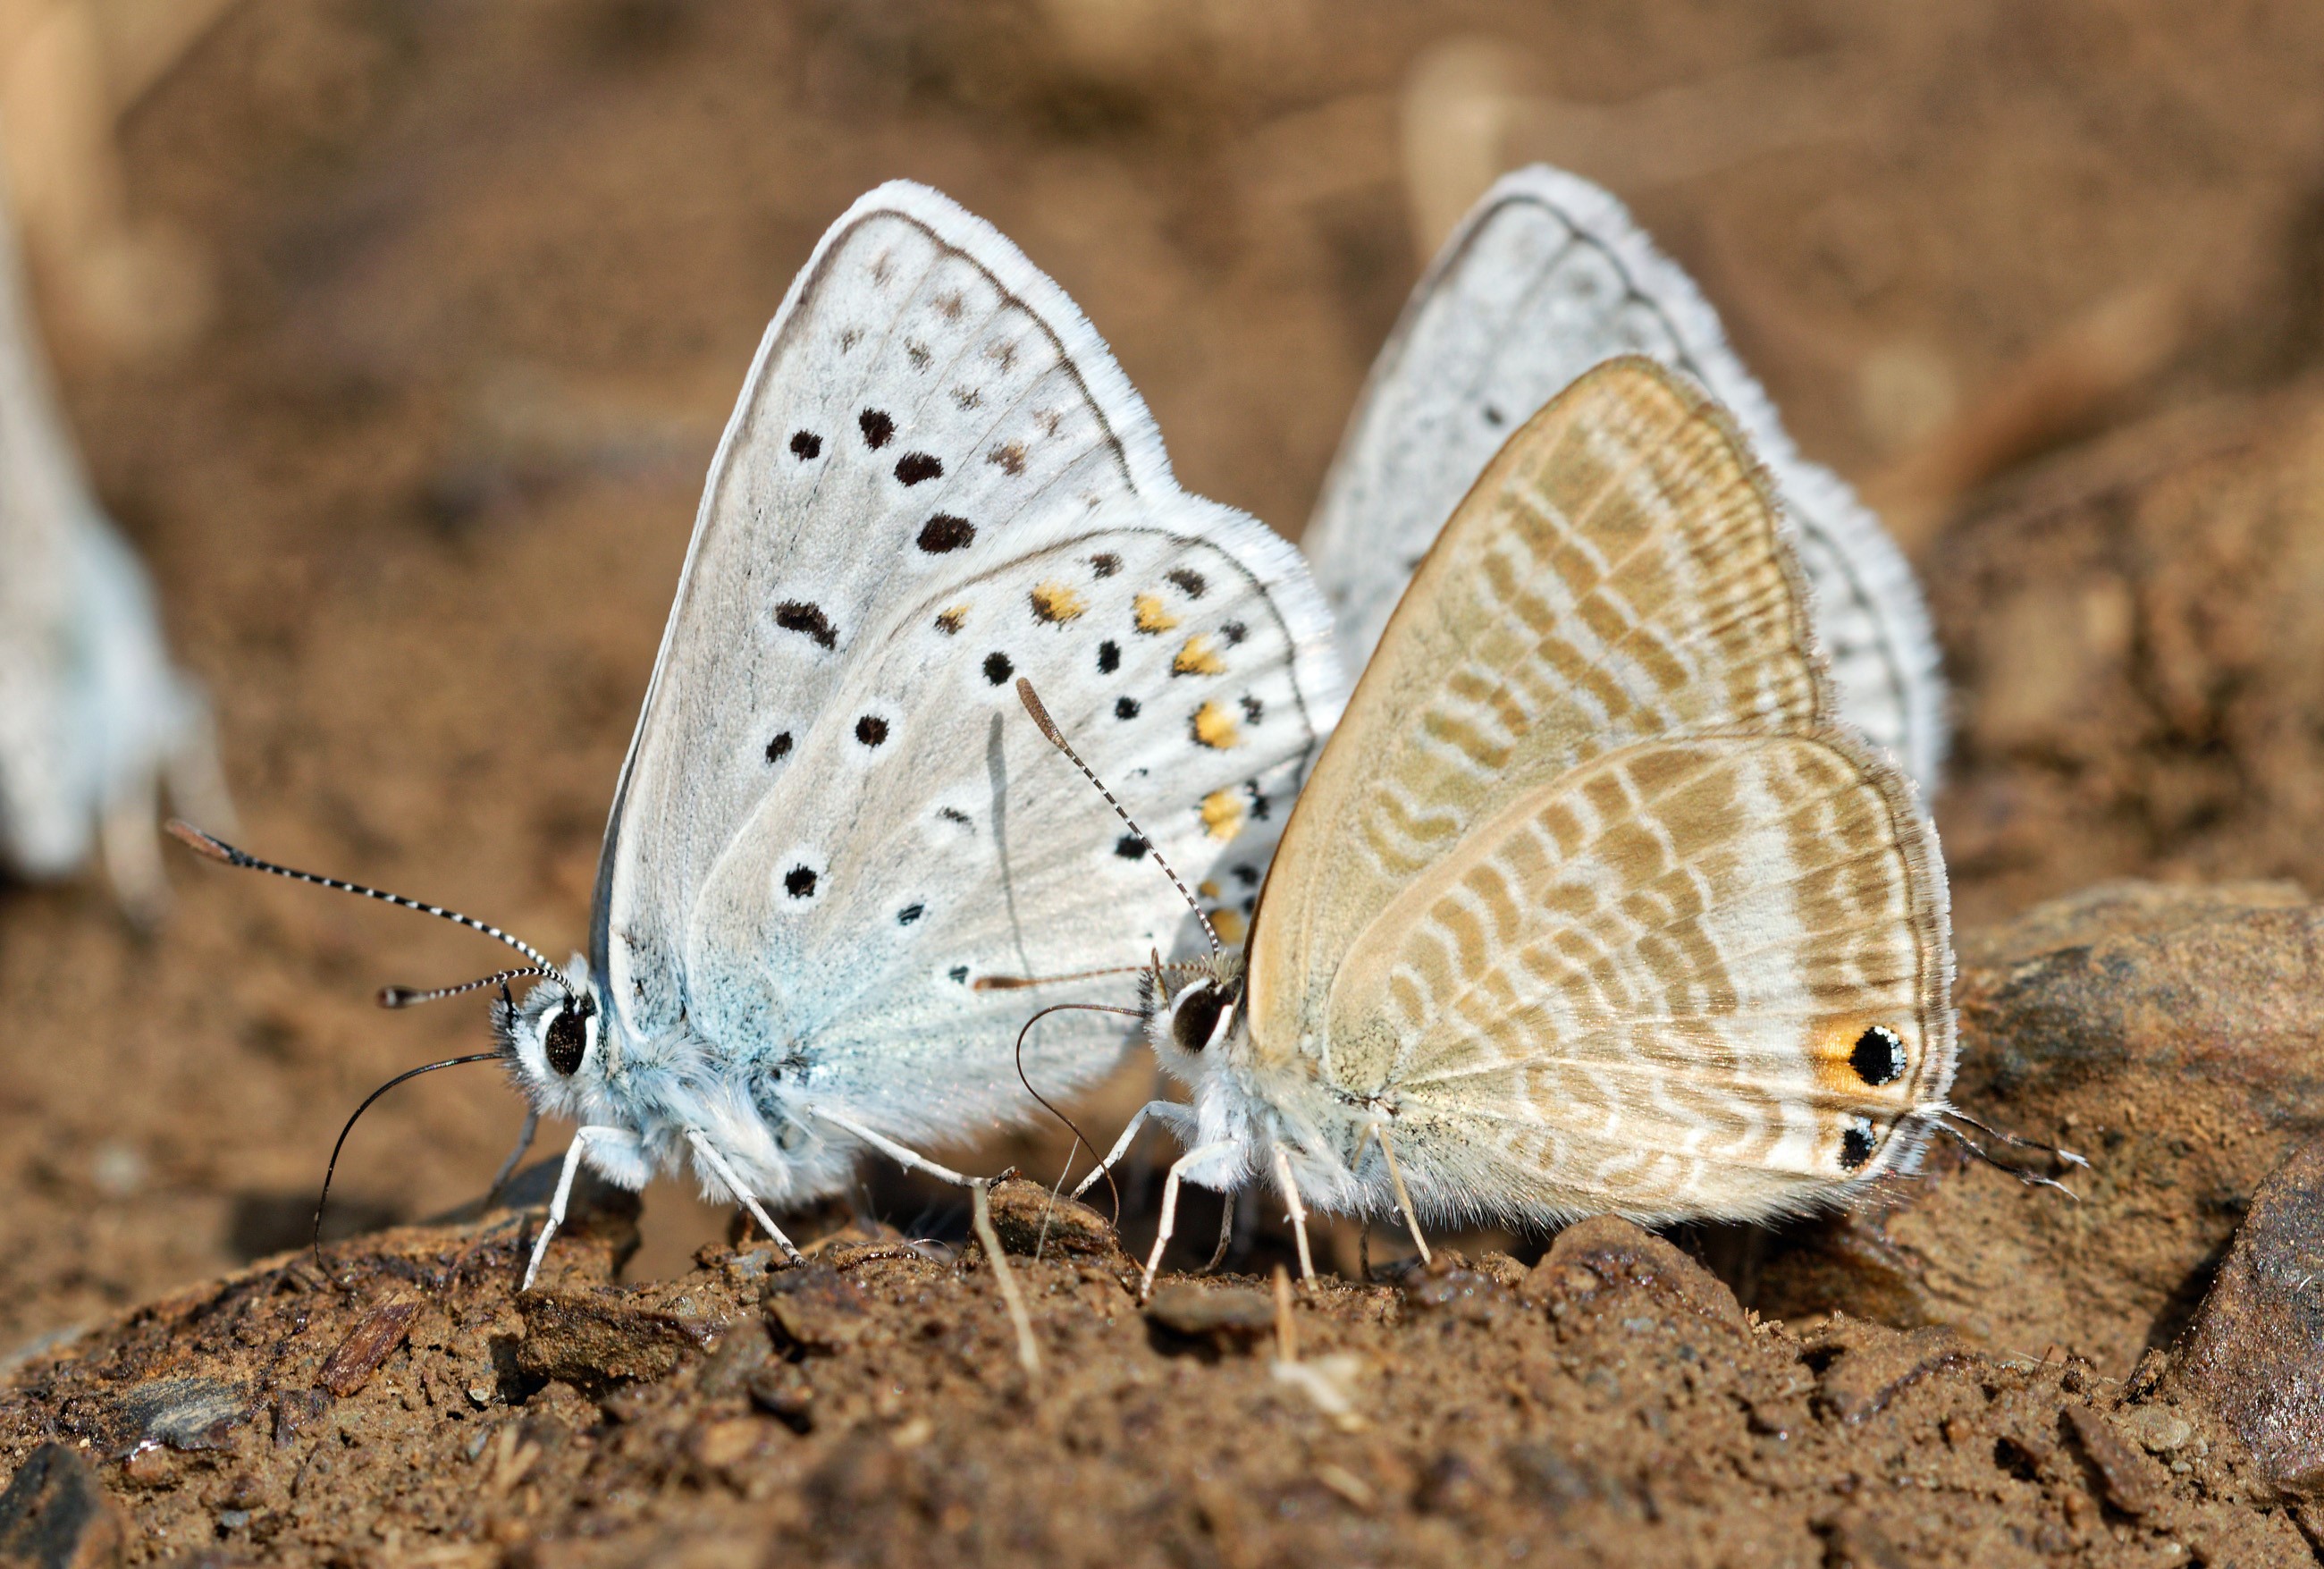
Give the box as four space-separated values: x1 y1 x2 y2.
378 986 417 1008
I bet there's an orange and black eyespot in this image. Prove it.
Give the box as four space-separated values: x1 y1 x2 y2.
1849 1025 1907 1087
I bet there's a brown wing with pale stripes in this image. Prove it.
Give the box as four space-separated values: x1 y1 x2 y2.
1319 732 1953 1224
1248 358 1832 1067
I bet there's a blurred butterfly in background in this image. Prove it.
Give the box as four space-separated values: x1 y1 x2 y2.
1305 164 1947 793
0 164 229 924
176 181 1342 1283
1054 359 1960 1294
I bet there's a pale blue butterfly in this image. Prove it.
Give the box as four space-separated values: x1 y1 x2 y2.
177 181 1342 1284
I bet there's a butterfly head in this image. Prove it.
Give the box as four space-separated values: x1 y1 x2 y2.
1140 949 1247 1081
495 955 612 1117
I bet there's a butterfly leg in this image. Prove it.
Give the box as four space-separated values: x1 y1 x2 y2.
1200 1195 1234 1273
806 1106 977 1188
523 1126 642 1290
1375 1123 1433 1266
685 1129 805 1264
1071 1100 1197 1201
1272 1148 1315 1284
1141 1141 1237 1301
484 1107 540 1208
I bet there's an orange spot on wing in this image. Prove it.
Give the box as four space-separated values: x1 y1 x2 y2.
1191 701 1239 749
1173 634 1226 676
1134 593 1179 634
1030 581 1086 623
1200 788 1244 838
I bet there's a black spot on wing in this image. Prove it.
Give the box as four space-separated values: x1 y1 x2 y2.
1090 553 1121 578
895 452 943 485
1849 1026 1906 1087
765 732 793 763
1221 621 1247 646
861 409 896 448
897 903 924 925
1230 863 1259 887
983 652 1014 685
1115 833 1147 859
1097 639 1120 674
949 966 969 983
919 515 976 553
784 865 818 898
1240 694 1264 724
1166 569 1207 598
1115 696 1140 720
1483 405 1505 427
775 601 838 648
855 715 889 747
1840 1123 1876 1170
989 442 1026 475
789 430 822 460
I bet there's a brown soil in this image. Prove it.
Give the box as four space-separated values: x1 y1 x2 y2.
11 2 2324 1563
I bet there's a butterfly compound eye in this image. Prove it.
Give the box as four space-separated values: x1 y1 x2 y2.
1169 983 1225 1054
543 1002 587 1076
1168 978 1242 1054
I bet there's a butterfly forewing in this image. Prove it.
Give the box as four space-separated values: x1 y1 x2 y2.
596 184 1337 1130
1305 164 1945 789
1250 358 1827 1050
1319 732 1952 1225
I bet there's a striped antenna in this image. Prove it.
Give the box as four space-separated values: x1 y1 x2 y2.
1013 679 1221 957
167 820 564 980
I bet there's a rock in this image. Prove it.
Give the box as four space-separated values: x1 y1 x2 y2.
694 1320 772 1399
2164 1133 2324 1495
316 1299 417 1396
105 1378 248 1456
745 1362 814 1432
0 1444 123 1569
2062 1405 2168 1516
1520 1216 1746 1335
2114 1403 2195 1455
761 1267 872 1354
1144 1283 1274 1346
515 1288 719 1391
979 1177 1126 1262
1738 882 2324 1371
1397 1253 1505 1322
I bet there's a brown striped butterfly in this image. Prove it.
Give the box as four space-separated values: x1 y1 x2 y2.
1031 357 2035 1295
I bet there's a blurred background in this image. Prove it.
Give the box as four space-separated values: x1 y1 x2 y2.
6 0 2324 1349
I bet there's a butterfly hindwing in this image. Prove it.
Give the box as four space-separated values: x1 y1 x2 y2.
1322 730 1954 1225
595 182 1338 1147
1304 164 1946 789
686 510 1328 1147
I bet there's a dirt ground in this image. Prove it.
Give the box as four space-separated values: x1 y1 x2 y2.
12 1 2324 1562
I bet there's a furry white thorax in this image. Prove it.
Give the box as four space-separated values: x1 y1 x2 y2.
492 955 863 1208
1141 951 1382 1218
